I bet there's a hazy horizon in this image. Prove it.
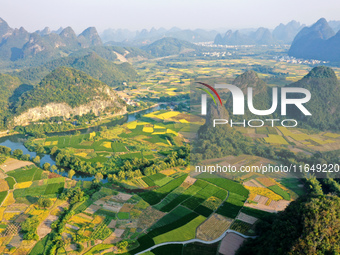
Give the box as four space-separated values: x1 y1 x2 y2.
1 0 339 34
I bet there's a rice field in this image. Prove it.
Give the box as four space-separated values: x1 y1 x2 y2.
264 134 289 145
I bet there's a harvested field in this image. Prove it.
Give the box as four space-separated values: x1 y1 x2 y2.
243 179 264 188
137 207 165 230
37 215 58 238
0 180 9 192
219 232 246 255
111 193 132 202
184 176 196 185
236 212 258 225
85 204 101 214
119 204 134 213
108 220 116 228
0 159 33 172
114 228 125 238
256 177 276 187
196 213 233 241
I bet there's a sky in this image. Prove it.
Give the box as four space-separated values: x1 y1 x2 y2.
0 0 339 33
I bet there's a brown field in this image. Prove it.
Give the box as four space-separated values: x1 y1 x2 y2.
184 176 196 185
243 179 265 188
137 207 165 230
37 215 58 238
119 204 134 213
196 214 233 241
255 177 276 187
111 193 133 202
219 232 246 255
236 212 258 225
0 158 33 172
0 180 9 192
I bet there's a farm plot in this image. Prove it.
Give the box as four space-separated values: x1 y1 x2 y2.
153 186 186 210
44 182 64 196
182 183 220 211
160 181 205 212
196 213 233 241
216 192 246 219
219 232 246 255
268 185 290 200
7 167 43 183
139 174 187 205
5 177 15 189
264 134 289 145
112 142 128 152
0 191 7 205
0 179 9 192
153 215 206 244
199 178 249 198
0 158 34 172
230 220 255 235
137 207 166 230
151 206 192 229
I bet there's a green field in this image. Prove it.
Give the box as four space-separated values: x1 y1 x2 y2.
117 212 130 220
112 142 128 152
5 177 15 189
240 207 273 220
7 167 42 183
44 182 64 195
198 177 249 198
216 192 246 219
140 174 187 205
153 215 206 244
0 191 7 204
160 183 203 212
268 185 290 200
278 179 306 197
152 205 192 229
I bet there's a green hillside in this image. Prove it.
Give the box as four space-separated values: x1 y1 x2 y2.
286 66 340 131
11 52 138 86
142 37 197 57
13 67 124 115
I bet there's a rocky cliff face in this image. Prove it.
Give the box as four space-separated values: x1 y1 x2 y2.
13 86 126 126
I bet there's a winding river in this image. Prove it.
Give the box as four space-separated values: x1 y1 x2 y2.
0 105 163 182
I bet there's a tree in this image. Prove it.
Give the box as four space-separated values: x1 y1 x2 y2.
21 216 39 240
33 156 40 164
50 146 58 155
38 198 53 209
117 240 128 250
43 162 50 171
21 154 31 161
51 165 57 172
68 169 75 179
95 172 103 182
13 149 23 158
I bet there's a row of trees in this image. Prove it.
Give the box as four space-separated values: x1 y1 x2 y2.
50 144 190 179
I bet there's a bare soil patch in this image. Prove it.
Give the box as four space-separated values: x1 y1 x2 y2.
0 159 33 172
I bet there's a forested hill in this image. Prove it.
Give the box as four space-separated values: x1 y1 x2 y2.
223 70 277 120
13 67 125 115
0 74 23 129
142 37 197 57
286 66 340 131
10 52 138 87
